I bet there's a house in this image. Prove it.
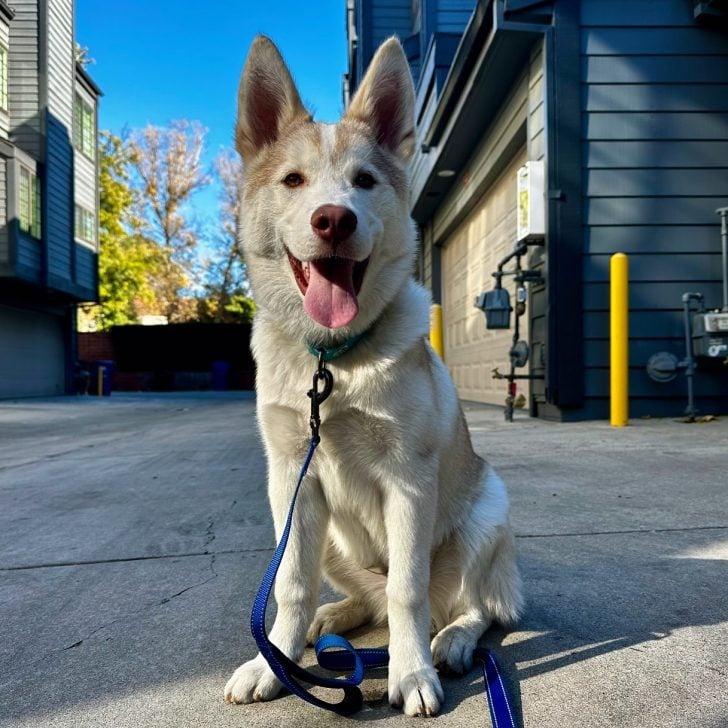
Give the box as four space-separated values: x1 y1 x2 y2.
346 0 728 420
0 0 100 398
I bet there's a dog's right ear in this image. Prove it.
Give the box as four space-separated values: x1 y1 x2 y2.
236 36 310 162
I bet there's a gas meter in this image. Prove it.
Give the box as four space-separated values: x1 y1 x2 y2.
692 311 728 358
475 288 511 330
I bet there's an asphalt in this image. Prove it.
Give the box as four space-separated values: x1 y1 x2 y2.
0 392 726 728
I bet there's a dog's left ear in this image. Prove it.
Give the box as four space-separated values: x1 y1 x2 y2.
345 37 415 160
236 35 310 162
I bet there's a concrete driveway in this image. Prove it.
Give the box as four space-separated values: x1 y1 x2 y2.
0 392 726 728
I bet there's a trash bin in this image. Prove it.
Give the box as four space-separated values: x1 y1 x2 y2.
211 360 230 391
89 360 114 396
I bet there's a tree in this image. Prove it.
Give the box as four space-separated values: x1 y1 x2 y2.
128 121 210 321
80 132 165 331
197 150 254 323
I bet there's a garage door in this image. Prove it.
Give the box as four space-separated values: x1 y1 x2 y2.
441 150 528 405
0 305 66 398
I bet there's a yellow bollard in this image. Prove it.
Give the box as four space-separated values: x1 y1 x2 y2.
97 366 105 397
429 303 444 359
610 253 629 426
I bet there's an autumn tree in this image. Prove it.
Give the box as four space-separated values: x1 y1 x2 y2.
196 149 254 323
128 120 210 321
79 132 165 330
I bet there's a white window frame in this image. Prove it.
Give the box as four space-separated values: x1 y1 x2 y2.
74 203 96 247
18 165 41 240
74 92 96 160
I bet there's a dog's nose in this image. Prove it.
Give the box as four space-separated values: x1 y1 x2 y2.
310 205 357 245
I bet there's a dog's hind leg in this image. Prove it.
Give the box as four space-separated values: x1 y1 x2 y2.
307 540 388 643
431 525 522 674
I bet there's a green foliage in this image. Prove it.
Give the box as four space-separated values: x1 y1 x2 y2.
196 291 256 324
93 132 166 330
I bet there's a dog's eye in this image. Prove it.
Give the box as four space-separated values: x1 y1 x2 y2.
353 171 376 189
283 172 304 188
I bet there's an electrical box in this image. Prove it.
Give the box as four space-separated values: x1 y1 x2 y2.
516 160 545 242
693 311 728 358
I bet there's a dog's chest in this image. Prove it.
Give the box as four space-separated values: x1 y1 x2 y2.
263 395 395 566
319 405 397 565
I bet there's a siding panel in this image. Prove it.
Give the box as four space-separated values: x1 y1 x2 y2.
580 0 728 415
74 242 96 293
8 0 41 158
0 157 6 263
45 114 74 282
585 140 728 168
47 0 74 129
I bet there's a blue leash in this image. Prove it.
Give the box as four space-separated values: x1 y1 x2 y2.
249 351 516 725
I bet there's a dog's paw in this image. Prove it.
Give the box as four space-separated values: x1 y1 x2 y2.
306 598 371 645
431 624 479 675
388 661 444 717
224 654 281 704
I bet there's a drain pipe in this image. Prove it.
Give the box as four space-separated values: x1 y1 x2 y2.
717 207 728 312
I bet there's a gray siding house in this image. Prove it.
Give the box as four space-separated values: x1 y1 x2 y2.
0 0 100 398
347 0 728 420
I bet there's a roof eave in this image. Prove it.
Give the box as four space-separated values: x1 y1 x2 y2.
76 61 103 97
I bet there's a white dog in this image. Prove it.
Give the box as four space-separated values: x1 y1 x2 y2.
224 35 522 717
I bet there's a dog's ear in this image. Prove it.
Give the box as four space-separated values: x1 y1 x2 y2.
345 37 415 160
236 36 310 162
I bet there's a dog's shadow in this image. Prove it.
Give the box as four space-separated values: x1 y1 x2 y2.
295 536 727 726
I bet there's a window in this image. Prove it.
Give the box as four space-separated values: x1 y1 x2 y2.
74 204 96 245
74 93 95 159
19 166 41 239
0 45 7 111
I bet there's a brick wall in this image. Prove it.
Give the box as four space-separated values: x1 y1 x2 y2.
78 332 115 362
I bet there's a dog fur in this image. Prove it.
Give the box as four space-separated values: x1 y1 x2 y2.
224 35 523 717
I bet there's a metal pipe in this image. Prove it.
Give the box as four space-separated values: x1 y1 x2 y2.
680 292 703 420
610 253 629 427
717 207 728 312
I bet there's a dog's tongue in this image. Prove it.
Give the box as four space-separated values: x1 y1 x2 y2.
303 258 359 328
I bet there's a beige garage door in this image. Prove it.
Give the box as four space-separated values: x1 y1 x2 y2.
441 150 528 405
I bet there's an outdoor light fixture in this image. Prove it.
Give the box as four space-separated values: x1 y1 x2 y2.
436 169 456 178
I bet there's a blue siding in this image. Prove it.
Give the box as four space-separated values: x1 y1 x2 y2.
371 0 411 46
16 236 41 279
436 0 475 33
351 0 475 95
74 243 97 294
45 114 74 285
580 0 728 416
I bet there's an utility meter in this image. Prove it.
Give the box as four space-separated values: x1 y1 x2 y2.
516 160 545 242
693 311 728 358
475 288 511 329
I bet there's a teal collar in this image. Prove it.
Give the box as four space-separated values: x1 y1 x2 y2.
307 330 368 362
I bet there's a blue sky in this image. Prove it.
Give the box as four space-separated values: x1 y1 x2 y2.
76 0 348 221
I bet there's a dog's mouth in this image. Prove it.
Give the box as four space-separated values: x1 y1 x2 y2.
286 250 369 329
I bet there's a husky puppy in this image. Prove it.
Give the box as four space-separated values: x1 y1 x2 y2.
224 35 522 717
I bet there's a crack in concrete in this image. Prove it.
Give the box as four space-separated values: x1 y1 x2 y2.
2 524 726 573
14 553 221 673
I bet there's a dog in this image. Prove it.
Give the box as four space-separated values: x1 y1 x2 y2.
224 35 523 717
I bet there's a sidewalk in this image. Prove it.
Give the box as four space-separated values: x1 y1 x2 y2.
0 393 726 727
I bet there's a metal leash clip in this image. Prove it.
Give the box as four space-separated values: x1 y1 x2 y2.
307 349 333 444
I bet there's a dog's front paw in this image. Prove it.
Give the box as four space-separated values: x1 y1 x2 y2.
224 654 281 704
388 660 444 717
